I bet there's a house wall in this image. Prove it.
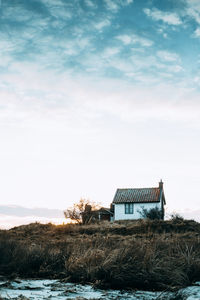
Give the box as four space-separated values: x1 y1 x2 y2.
114 202 162 221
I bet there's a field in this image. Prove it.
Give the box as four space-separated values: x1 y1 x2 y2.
0 218 200 291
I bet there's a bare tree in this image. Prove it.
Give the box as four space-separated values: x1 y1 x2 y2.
64 198 99 224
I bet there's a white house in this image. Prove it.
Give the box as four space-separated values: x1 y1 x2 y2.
112 180 166 221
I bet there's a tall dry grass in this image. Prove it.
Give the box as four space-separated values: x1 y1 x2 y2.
0 219 200 290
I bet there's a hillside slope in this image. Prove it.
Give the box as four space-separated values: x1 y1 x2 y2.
0 219 200 291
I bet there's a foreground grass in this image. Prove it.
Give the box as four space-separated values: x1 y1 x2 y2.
0 219 200 291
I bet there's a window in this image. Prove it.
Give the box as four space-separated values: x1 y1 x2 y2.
125 203 134 214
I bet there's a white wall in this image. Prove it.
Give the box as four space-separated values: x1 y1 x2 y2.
114 202 162 220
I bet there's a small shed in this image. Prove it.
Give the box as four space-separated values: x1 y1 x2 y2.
82 205 114 223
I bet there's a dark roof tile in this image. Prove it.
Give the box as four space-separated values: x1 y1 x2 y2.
113 188 161 204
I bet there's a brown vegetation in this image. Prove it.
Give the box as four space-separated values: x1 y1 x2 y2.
0 219 200 291
63 198 100 224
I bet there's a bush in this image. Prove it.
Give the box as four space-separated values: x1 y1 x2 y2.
140 207 163 220
170 213 184 222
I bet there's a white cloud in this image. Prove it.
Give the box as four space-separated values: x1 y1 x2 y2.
85 0 96 8
132 34 153 47
144 8 182 25
157 27 168 39
104 0 119 12
0 60 194 127
78 37 91 49
80 47 183 83
185 0 200 24
116 34 132 44
94 19 111 30
117 34 153 47
3 6 33 22
104 0 133 12
193 27 200 37
0 39 16 53
0 54 12 68
102 47 120 58
120 0 134 6
129 53 183 76
40 0 72 19
157 50 180 62
107 57 134 73
167 64 184 73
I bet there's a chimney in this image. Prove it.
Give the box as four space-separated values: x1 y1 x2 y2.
110 203 114 212
159 179 163 190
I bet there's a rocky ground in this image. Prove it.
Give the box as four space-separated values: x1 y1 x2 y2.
0 279 200 300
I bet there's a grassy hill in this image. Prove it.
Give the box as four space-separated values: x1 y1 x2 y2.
0 218 200 291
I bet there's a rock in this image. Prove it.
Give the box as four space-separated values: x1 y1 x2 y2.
0 281 13 289
13 279 22 284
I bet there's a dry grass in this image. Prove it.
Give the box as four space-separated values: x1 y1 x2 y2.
0 219 200 291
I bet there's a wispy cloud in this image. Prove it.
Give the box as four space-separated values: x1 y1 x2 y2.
120 0 134 6
0 59 195 127
117 34 153 47
157 50 180 62
103 47 121 57
104 0 133 12
104 0 120 12
185 0 200 24
116 34 132 45
40 0 72 20
193 27 200 37
94 19 111 30
85 0 96 8
131 34 153 47
144 8 182 25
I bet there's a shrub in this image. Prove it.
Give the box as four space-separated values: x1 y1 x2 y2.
139 207 163 220
170 213 184 222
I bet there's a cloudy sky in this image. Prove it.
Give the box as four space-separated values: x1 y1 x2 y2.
0 0 200 224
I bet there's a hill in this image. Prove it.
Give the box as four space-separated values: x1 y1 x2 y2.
0 218 200 291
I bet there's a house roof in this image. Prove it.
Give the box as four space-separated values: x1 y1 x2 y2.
96 207 113 215
113 187 165 204
82 207 114 216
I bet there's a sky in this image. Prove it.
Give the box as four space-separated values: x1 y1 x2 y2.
0 0 200 225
